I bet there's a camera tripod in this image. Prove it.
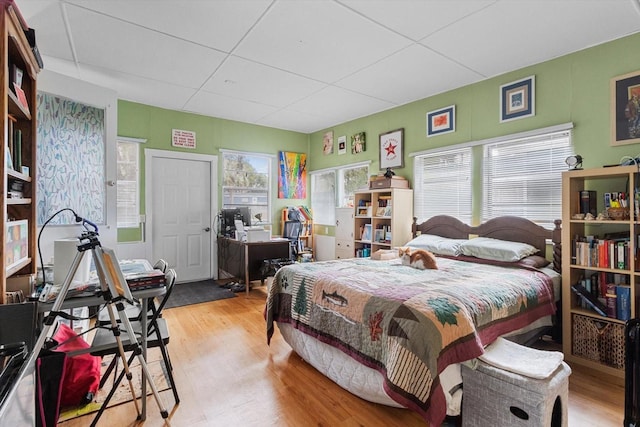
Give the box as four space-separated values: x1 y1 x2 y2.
32 228 171 425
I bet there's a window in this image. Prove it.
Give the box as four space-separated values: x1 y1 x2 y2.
311 162 369 226
412 124 573 229
483 129 572 228
311 170 336 226
116 138 141 228
222 151 272 224
338 164 370 208
414 147 473 224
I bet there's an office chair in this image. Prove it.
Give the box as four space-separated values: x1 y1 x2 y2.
283 220 302 262
89 268 179 422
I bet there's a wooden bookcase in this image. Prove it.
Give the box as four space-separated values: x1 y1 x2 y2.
353 188 413 257
561 165 637 378
1 4 40 304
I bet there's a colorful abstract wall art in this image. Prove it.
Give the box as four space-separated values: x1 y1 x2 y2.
278 151 307 199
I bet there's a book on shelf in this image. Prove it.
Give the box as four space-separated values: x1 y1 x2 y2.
24 28 44 69
571 283 608 317
579 190 597 216
13 83 29 113
616 285 631 321
605 287 617 318
12 128 21 170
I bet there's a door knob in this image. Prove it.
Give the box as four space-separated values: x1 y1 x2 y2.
204 227 211 232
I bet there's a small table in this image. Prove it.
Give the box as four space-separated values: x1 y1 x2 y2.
38 285 166 421
217 237 291 295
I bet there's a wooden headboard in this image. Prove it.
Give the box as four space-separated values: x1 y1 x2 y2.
411 215 562 272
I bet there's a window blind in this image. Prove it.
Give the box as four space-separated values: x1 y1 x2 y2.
482 130 572 228
116 140 141 228
414 147 472 224
311 170 336 226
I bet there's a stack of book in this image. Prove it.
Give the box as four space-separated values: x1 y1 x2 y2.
125 269 166 290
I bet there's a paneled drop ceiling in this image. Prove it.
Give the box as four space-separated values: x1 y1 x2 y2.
18 0 640 133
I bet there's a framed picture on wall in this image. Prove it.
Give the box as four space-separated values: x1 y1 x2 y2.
323 130 334 154
351 132 366 154
611 70 640 146
426 105 455 137
337 135 347 155
379 128 404 169
499 76 535 122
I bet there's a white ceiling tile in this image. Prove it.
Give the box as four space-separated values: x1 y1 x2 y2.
19 1 74 61
64 4 227 86
422 0 640 77
258 109 335 134
62 0 272 52
184 90 279 124
38 56 83 80
234 0 412 82
288 86 395 125
336 44 483 104
201 56 326 107
339 0 494 41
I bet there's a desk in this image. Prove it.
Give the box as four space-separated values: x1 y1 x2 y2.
38 286 166 421
217 237 290 295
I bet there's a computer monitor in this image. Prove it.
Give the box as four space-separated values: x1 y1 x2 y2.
220 207 252 237
236 207 251 227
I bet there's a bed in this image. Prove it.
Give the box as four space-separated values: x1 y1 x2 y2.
265 215 562 425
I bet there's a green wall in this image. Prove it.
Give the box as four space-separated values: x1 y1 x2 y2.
117 102 309 241
309 32 640 178
117 31 640 242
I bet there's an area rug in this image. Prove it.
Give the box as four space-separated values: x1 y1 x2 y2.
58 348 170 422
163 279 236 309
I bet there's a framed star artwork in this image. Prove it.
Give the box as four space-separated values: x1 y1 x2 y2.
379 128 404 169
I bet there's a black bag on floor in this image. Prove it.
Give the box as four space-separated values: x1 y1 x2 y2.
36 349 66 427
625 319 640 427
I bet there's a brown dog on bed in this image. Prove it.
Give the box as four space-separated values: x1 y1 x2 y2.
398 247 438 270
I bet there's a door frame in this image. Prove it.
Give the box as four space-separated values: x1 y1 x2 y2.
144 148 218 278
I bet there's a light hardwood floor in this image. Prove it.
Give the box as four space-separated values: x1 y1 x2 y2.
59 283 625 427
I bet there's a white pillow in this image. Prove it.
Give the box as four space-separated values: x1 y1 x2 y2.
459 237 538 262
405 234 466 256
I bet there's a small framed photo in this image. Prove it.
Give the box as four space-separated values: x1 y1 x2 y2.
500 76 535 122
6 219 28 270
426 105 455 137
10 64 23 89
361 224 372 242
374 229 385 243
611 70 640 146
351 132 366 154
379 128 403 169
323 130 334 155
337 135 347 155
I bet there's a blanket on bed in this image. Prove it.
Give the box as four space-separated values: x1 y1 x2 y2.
265 257 555 425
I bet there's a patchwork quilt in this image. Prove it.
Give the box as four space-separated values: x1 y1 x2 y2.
265 256 555 425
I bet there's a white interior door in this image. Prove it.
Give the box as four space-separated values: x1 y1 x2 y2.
146 149 217 283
